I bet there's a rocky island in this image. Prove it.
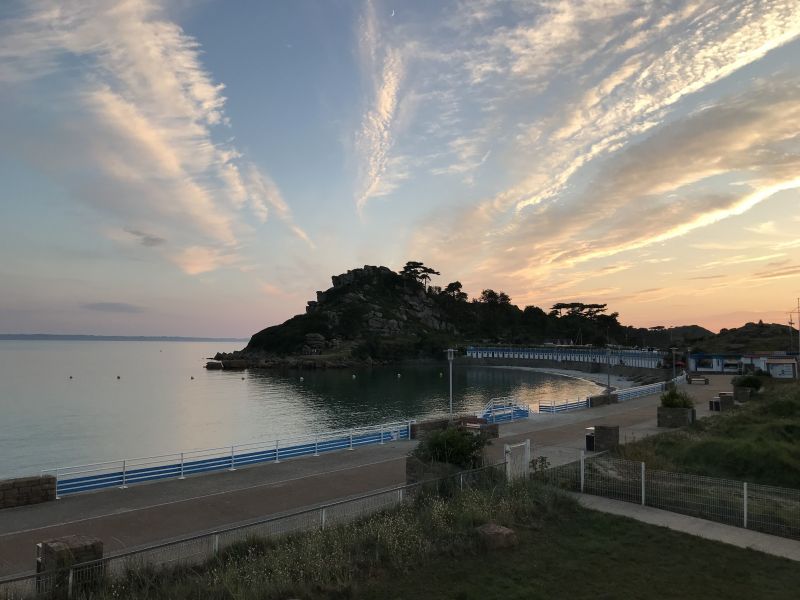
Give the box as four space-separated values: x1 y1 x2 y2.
211 261 770 370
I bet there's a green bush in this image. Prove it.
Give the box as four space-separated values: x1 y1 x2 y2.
412 427 489 469
660 388 694 408
732 374 763 390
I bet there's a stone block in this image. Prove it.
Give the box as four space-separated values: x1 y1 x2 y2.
476 523 518 550
594 425 620 451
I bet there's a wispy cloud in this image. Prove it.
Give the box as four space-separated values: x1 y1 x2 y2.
355 0 405 212
0 0 309 274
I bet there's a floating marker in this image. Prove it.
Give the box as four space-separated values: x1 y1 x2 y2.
69 376 73 380
439 372 443 377
352 374 356 379
190 376 194 380
299 376 304 382
397 373 401 378
241 377 245 380
116 376 120 380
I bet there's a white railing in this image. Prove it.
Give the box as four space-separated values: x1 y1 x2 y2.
43 420 414 497
536 453 800 541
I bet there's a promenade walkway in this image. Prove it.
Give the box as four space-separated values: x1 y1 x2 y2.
0 374 730 577
575 494 800 562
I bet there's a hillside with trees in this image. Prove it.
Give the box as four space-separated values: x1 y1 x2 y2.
234 262 729 363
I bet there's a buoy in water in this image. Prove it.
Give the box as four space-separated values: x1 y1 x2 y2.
299 376 304 382
352 374 356 379
241 377 245 380
439 372 443 377
190 376 194 380
397 373 401 378
116 375 120 380
69 376 73 380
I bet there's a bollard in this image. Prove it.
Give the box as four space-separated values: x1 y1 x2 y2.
743 482 748 528
641 462 646 506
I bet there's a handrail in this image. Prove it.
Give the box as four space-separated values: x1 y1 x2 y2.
41 419 415 497
44 420 412 474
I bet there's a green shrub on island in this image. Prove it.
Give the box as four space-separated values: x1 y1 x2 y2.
411 427 489 469
732 374 763 390
660 388 694 409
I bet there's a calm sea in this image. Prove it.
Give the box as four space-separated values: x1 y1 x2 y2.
0 340 601 476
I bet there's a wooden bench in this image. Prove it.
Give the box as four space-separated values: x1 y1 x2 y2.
687 375 709 384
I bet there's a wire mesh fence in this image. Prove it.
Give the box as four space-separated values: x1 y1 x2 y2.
534 454 800 541
0 463 506 600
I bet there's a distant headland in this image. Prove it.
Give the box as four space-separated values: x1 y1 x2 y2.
0 334 248 342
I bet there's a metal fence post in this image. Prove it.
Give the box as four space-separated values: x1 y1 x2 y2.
179 453 185 480
314 435 319 457
275 440 280 464
55 468 60 500
229 446 236 471
380 423 385 444
321 507 326 529
213 534 219 555
67 568 74 599
460 473 464 491
743 482 748 528
407 421 412 439
349 429 354 450
121 460 127 489
580 450 585 493
641 462 646 506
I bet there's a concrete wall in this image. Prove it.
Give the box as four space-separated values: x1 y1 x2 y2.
0 475 56 509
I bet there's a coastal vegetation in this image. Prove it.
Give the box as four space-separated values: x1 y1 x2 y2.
410 427 489 470
659 388 695 409
617 378 800 488
78 477 798 599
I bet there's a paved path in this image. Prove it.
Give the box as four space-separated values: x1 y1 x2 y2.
575 493 800 562
0 374 733 577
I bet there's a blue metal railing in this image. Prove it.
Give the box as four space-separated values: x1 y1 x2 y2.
478 397 531 423
45 421 413 497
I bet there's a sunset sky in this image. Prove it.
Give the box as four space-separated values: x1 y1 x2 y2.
1 0 799 337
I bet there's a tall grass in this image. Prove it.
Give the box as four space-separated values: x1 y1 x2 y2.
616 380 800 487
79 478 576 600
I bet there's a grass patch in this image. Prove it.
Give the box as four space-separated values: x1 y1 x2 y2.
352 508 799 600
617 380 800 487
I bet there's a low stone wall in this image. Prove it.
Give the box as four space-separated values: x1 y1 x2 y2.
588 394 618 407
410 417 498 440
0 475 56 509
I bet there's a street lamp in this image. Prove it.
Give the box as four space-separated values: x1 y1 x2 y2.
447 348 455 417
670 347 677 380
